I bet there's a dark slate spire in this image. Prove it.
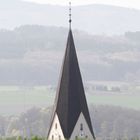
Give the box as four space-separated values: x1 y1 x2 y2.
53 29 95 139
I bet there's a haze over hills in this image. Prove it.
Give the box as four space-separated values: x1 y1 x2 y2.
1 0 140 34
0 25 140 85
0 2 140 137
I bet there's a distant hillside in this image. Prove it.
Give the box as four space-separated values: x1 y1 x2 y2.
0 0 140 34
0 25 139 85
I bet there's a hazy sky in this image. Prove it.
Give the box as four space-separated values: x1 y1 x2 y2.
23 0 140 10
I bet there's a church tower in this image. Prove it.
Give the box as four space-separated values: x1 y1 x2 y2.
47 3 95 140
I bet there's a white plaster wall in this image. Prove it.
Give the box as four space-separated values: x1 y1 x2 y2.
48 113 65 140
70 112 94 140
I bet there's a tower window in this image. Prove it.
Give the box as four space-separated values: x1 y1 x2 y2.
55 123 57 129
80 123 83 131
59 135 61 140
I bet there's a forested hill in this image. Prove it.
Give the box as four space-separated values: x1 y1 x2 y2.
1 0 140 34
0 25 140 85
0 105 140 139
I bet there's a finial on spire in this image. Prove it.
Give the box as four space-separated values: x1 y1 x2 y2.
69 2 72 29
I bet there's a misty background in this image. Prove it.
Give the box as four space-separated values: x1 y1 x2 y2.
0 25 140 85
0 0 140 139
1 0 140 34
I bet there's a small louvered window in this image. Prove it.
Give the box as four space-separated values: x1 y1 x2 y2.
55 123 57 129
80 123 83 131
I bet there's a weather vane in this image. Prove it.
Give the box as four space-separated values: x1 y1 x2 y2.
69 2 72 28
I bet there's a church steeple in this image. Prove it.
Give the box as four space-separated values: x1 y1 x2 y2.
47 3 95 140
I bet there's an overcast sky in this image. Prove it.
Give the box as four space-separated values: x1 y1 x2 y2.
23 0 140 10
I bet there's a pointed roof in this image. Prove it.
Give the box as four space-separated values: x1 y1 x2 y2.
51 29 95 139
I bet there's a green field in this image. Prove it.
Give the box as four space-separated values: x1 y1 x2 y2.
88 93 140 110
0 86 140 115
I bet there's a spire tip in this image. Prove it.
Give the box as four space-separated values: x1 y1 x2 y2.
69 2 72 29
